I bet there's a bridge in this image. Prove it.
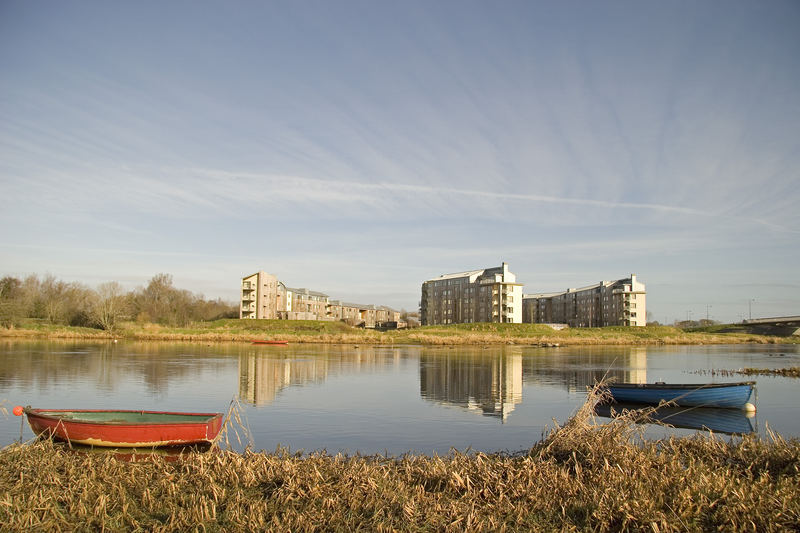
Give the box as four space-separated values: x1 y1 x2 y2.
741 316 800 336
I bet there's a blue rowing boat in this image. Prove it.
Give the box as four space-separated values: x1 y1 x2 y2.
604 381 755 409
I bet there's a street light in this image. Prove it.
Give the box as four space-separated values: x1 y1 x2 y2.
749 299 755 321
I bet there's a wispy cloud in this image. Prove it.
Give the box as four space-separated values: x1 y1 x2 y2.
188 168 709 214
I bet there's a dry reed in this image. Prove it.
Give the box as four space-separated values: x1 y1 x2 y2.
1 386 798 531
691 367 800 379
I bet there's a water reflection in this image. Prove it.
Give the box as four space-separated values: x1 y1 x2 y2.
239 352 330 406
2 341 797 453
418 347 650 421
521 346 649 391
0 340 234 395
420 351 522 421
237 346 416 406
594 403 756 435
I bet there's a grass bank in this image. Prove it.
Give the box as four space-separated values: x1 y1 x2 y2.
1 318 797 345
2 392 798 531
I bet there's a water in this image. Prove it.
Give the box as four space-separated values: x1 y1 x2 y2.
1 340 798 455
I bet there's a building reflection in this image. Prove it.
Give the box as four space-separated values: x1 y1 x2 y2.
521 346 648 392
238 353 330 406
419 347 649 421
237 346 414 406
419 351 523 421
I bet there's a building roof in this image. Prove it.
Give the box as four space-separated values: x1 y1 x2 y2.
523 277 637 299
424 263 518 284
523 292 564 299
425 269 485 282
286 287 329 298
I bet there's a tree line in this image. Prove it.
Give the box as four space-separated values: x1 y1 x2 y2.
0 273 238 330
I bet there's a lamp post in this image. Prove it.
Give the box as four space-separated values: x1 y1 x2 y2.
749 299 755 321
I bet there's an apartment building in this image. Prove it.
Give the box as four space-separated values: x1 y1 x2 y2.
522 274 646 327
328 301 362 322
420 263 523 325
240 271 281 319
240 271 400 327
287 288 330 318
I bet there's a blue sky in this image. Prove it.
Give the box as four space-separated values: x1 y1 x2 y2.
1 1 798 323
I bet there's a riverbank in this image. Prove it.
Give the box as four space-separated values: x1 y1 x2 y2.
1 393 798 531
1 318 797 346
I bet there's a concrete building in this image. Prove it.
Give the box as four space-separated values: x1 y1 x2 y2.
327 302 399 327
287 288 330 318
522 274 646 327
240 271 400 326
420 263 523 325
240 271 281 319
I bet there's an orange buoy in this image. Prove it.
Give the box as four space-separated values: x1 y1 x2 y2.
13 405 24 417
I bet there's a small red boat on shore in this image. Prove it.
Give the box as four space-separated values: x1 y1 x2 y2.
251 340 288 345
16 408 223 448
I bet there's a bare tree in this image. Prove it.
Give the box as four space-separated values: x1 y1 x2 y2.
133 273 175 324
39 275 72 324
89 282 130 331
2 271 236 329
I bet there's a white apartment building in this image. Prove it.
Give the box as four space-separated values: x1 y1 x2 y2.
420 263 523 325
522 274 647 327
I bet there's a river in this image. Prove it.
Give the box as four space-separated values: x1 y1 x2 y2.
1 340 797 454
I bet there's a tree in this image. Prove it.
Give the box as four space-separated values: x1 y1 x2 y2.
0 276 25 328
133 273 175 325
89 282 130 331
2 271 237 329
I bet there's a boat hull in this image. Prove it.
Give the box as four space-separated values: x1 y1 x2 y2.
604 382 754 409
24 409 223 448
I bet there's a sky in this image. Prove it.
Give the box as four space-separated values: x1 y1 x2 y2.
1 1 799 324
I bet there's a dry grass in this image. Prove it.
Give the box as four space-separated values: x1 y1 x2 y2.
737 367 800 378
1 388 798 532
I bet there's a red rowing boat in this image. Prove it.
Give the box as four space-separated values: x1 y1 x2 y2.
17 408 223 448
251 340 288 345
